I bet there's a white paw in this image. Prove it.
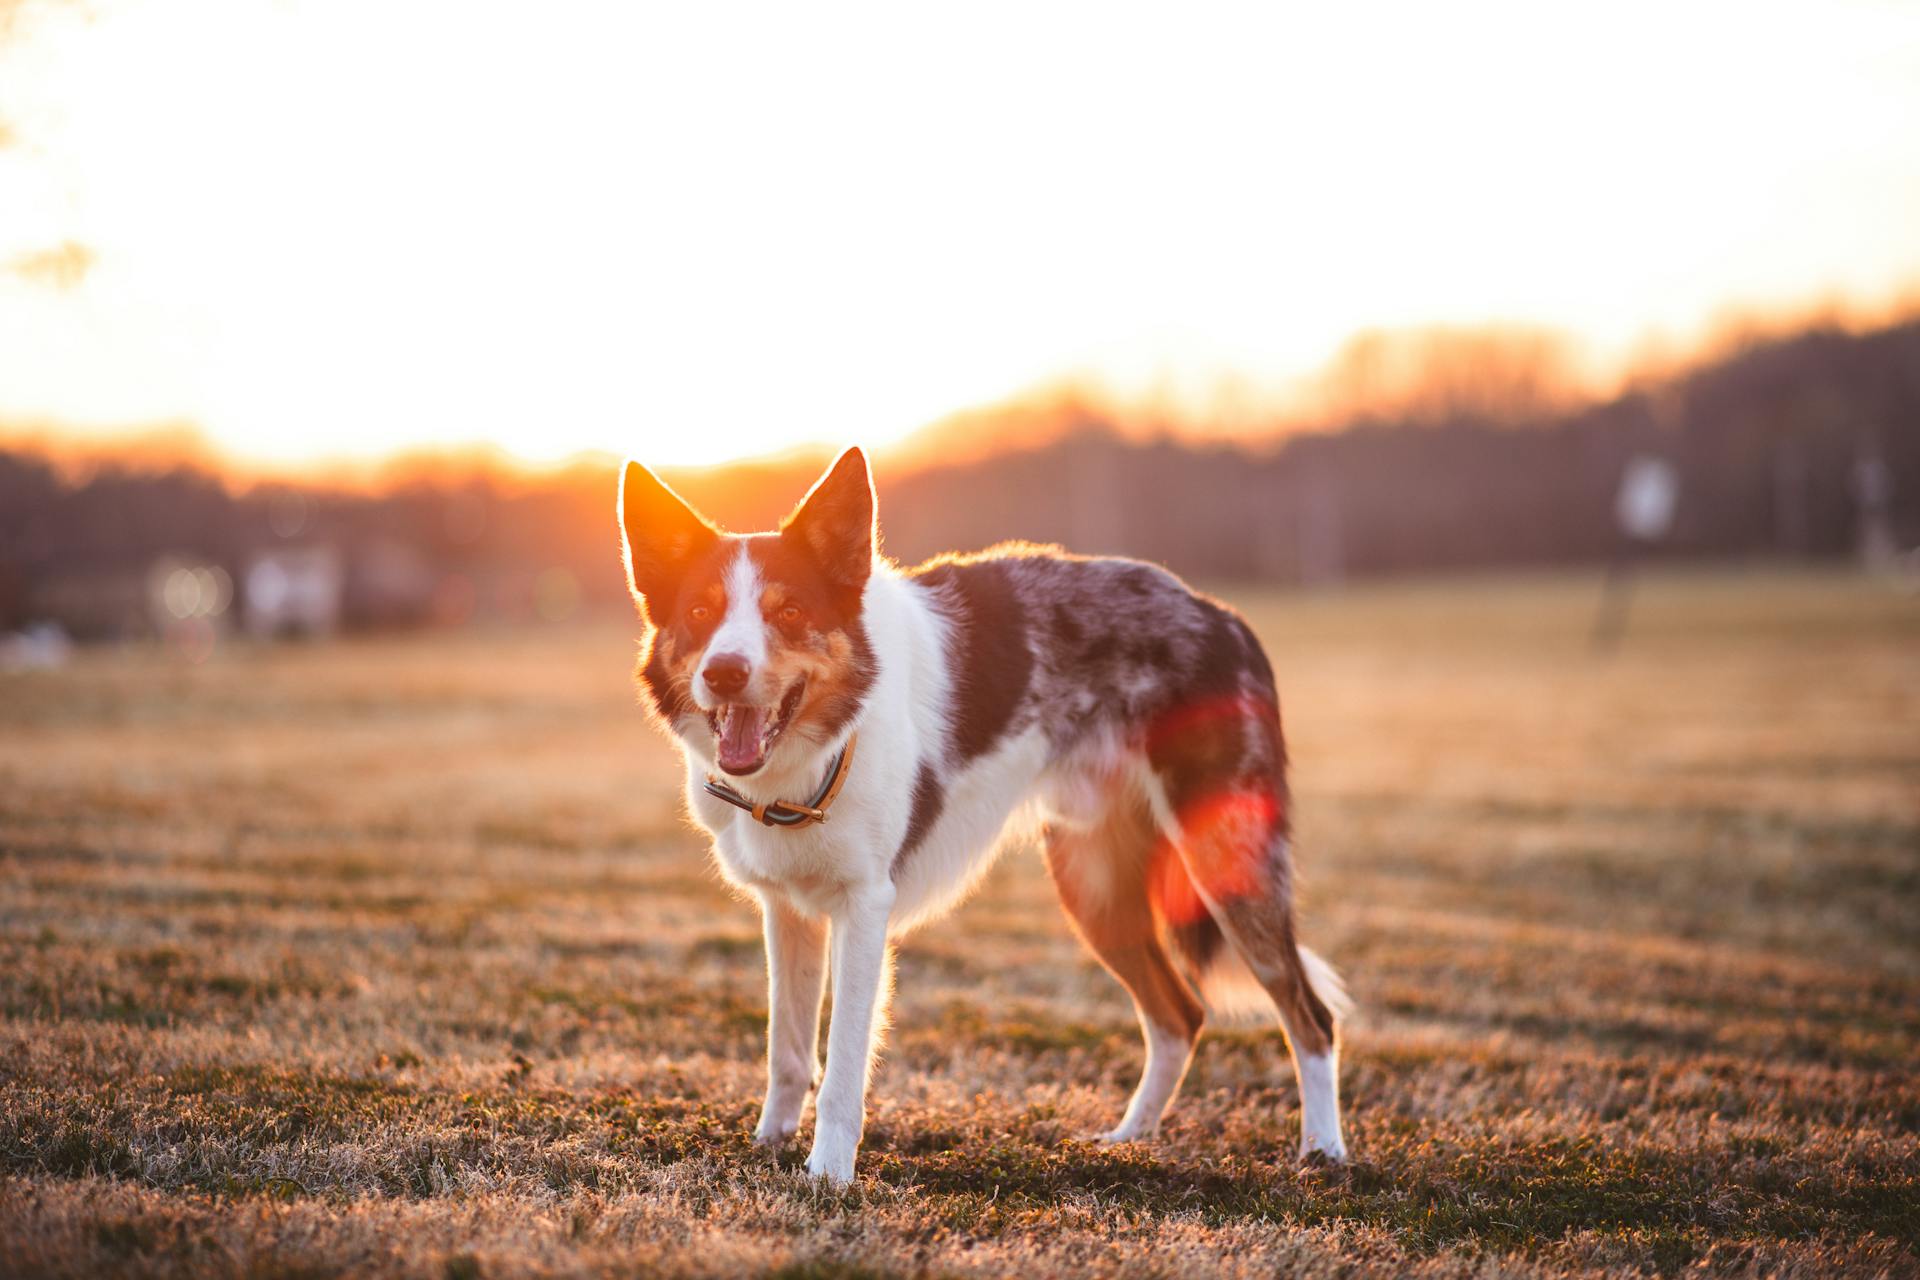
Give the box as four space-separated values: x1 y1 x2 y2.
1089 1123 1155 1145
803 1144 856 1186
754 1083 809 1147
752 1120 798 1148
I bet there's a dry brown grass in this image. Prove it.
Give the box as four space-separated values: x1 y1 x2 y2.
2 567 1916 1279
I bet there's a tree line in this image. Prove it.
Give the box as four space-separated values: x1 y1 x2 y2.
1 317 1914 636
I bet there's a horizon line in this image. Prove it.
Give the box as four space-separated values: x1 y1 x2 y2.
6 296 1915 491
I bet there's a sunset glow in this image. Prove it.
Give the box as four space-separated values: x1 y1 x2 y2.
3 0 1918 471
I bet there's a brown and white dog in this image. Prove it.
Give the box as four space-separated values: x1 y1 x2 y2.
618 447 1350 1184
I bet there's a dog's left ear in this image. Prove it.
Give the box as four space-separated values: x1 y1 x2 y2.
782 447 875 593
619 460 720 616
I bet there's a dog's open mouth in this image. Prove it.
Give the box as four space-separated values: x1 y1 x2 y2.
707 678 807 776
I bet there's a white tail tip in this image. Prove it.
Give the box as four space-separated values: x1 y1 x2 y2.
1298 945 1354 1023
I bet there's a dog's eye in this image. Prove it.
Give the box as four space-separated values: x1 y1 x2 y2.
688 604 713 622
777 605 803 625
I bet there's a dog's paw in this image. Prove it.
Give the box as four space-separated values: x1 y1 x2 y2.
752 1121 798 1148
753 1088 808 1148
803 1143 856 1187
1085 1123 1155 1145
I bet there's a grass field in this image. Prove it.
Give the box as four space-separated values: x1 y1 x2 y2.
2 568 1916 1278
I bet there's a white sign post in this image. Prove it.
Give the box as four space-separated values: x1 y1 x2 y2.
1593 455 1679 651
1617 456 1679 542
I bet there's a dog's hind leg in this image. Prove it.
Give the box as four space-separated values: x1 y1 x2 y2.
1145 752 1349 1162
1042 793 1205 1143
1193 853 1347 1162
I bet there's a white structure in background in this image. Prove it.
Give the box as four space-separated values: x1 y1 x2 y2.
244 547 343 639
0 622 73 671
1615 455 1679 543
1851 451 1897 572
1593 455 1680 653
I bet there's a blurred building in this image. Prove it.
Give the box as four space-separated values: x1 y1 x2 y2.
244 547 343 639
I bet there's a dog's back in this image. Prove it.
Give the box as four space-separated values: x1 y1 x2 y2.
911 547 1283 783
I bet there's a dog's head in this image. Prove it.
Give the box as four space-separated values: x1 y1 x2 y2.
618 448 878 776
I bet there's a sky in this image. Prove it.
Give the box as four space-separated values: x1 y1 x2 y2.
2 0 1918 470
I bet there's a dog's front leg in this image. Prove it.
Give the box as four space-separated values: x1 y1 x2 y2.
754 892 828 1147
806 880 894 1186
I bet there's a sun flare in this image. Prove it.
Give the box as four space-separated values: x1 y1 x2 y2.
2 0 1918 471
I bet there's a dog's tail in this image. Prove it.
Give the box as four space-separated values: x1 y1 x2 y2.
1163 913 1354 1029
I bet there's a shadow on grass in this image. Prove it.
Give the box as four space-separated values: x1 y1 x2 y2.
4 1060 1915 1266
860 1125 1917 1260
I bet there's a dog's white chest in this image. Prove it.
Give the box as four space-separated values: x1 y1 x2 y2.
697 797 859 912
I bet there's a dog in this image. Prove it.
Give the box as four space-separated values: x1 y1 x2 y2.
618 447 1350 1185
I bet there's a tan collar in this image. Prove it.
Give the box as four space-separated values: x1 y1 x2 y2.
703 733 857 828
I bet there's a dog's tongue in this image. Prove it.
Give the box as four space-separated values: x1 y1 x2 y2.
716 705 769 774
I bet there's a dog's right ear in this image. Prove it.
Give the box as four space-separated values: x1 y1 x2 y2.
618 461 718 615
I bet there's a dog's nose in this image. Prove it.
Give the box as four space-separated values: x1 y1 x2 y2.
702 652 751 698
